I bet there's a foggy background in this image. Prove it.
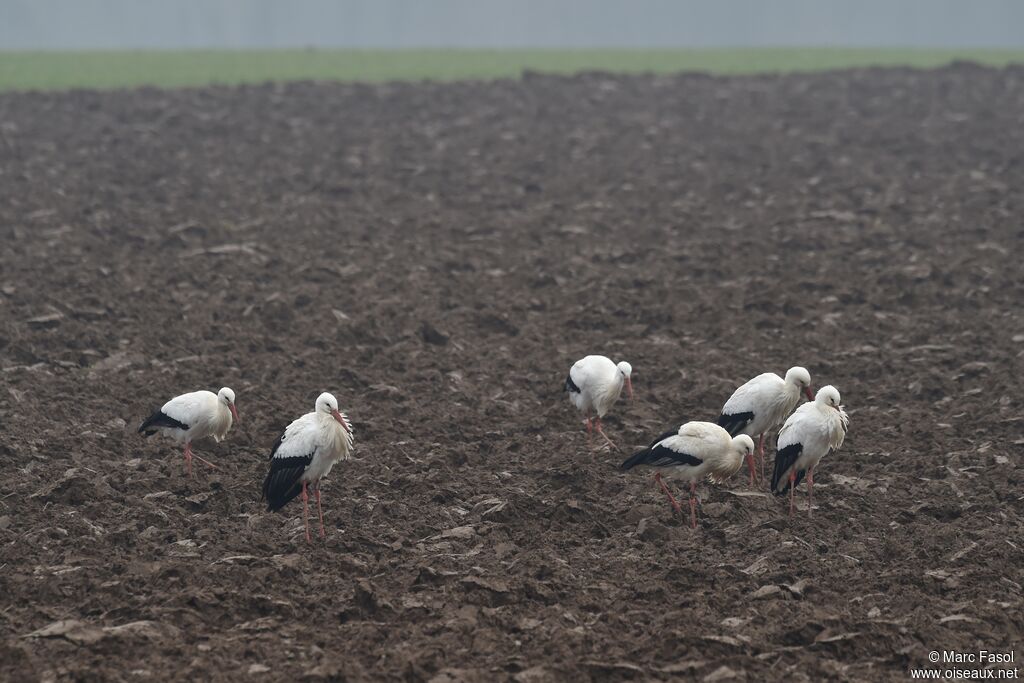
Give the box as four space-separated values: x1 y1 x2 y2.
3 0 1024 51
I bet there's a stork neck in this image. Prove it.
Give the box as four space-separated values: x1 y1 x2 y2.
609 373 626 401
319 411 347 433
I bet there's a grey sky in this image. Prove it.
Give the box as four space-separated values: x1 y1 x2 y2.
2 0 1023 50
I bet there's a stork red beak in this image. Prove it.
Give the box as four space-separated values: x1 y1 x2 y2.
331 408 350 433
625 377 634 400
229 403 240 423
804 386 814 401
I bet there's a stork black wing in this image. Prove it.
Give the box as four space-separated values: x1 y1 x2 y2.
261 449 315 512
717 411 754 437
564 372 581 394
138 410 189 436
621 442 703 470
771 443 805 495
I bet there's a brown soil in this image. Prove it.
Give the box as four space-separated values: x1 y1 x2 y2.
0 64 1022 682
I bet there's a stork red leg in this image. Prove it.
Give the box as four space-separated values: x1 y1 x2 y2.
182 442 218 477
757 433 766 484
183 442 193 479
745 450 756 487
807 467 814 517
689 481 698 530
301 481 311 543
654 473 683 515
594 418 618 451
315 485 326 539
788 471 797 517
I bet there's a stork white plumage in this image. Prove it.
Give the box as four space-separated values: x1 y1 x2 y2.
138 387 239 477
771 385 849 517
564 355 633 449
717 366 813 485
261 392 354 542
620 421 753 529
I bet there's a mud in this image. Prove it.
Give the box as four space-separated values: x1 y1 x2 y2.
0 64 1022 681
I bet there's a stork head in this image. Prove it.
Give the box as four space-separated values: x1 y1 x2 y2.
733 434 755 460
218 387 239 423
815 385 842 410
710 434 755 483
734 434 756 477
617 361 634 399
785 366 814 401
316 391 351 433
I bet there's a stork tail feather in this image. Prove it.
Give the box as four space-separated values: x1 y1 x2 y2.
620 448 653 470
717 411 754 437
771 443 805 495
137 410 189 436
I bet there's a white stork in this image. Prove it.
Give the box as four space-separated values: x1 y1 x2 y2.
620 421 753 529
565 354 633 449
717 366 813 485
261 392 354 542
771 385 849 517
138 387 239 477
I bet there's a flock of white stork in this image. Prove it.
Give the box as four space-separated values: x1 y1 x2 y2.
139 389 352 542
137 357 848 541
565 355 849 529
